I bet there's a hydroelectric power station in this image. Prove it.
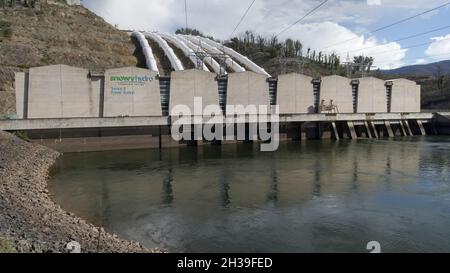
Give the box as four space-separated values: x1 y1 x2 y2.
0 31 444 152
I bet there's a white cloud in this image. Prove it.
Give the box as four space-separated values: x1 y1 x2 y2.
82 0 177 31
367 0 381 6
276 22 406 69
425 34 450 60
82 0 445 35
415 58 427 64
81 0 448 69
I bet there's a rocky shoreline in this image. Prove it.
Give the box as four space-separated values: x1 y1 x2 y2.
0 131 157 253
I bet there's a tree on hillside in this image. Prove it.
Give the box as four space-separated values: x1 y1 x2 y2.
436 65 445 90
175 28 215 41
353 55 375 75
172 28 371 76
0 0 36 8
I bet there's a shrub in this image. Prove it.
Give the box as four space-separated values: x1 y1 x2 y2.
13 131 30 141
0 21 13 39
0 238 16 254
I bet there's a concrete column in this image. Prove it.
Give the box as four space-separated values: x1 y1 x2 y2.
370 121 379 138
417 120 426 136
364 121 373 139
404 120 413 136
399 121 407 136
384 121 394 137
331 122 340 140
347 121 358 139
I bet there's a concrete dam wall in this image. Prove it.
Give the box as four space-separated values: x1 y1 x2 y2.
13 64 422 120
15 65 101 119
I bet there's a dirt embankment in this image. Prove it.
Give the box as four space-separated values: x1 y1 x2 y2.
0 131 157 253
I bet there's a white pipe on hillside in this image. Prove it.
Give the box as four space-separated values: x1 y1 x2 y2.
183 35 245 73
176 35 224 75
197 36 271 77
131 31 159 73
159 33 209 72
144 32 184 71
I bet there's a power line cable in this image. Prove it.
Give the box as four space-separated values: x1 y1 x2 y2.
185 0 189 30
376 51 450 67
228 0 257 39
275 0 330 38
320 1 450 51
342 24 450 55
368 36 450 57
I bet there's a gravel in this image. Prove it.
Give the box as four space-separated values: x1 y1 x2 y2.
0 131 159 253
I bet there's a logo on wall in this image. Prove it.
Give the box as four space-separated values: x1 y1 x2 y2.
110 75 155 95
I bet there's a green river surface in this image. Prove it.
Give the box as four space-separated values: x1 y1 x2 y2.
48 136 450 253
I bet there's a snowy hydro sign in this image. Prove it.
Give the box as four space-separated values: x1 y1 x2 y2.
109 75 155 95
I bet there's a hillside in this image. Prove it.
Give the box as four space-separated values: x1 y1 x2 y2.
383 60 450 76
1 3 448 116
218 29 449 110
0 1 141 116
379 60 450 110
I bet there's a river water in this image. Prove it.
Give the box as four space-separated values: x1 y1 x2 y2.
48 136 450 253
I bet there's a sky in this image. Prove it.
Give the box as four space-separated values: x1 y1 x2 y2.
82 0 450 69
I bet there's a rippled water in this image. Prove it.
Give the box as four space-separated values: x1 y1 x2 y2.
48 136 450 253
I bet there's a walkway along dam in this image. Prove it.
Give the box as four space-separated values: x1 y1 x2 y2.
1 32 449 152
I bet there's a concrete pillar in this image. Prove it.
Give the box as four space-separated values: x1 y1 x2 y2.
384 121 394 137
347 121 358 139
370 121 379 139
404 120 413 136
364 121 373 139
399 121 407 136
331 122 340 140
417 120 426 136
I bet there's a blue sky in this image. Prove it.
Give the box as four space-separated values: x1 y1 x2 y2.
82 0 450 69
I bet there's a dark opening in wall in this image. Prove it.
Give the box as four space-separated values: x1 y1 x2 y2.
146 38 173 76
130 36 147 69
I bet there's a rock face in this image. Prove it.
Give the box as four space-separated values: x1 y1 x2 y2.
0 131 156 253
0 91 15 116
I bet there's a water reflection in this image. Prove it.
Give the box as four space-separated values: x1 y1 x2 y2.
161 166 174 206
49 136 450 252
